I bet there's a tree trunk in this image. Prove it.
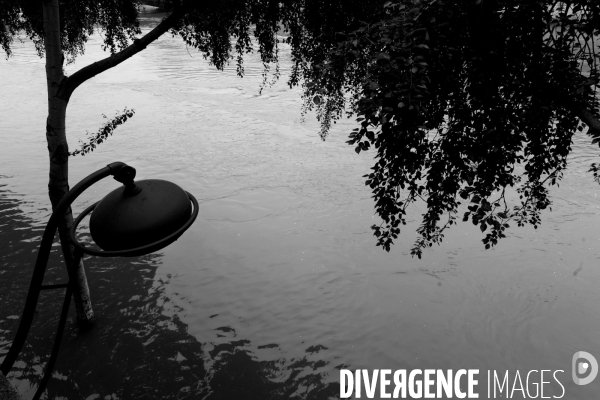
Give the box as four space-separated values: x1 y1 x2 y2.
42 0 94 328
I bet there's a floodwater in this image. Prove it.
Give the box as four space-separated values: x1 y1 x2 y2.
1 13 600 400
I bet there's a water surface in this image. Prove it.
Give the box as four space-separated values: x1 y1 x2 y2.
1 13 600 399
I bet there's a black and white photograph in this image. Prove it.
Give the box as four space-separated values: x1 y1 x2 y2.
1 1 599 399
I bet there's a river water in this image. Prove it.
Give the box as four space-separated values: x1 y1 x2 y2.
1 13 600 400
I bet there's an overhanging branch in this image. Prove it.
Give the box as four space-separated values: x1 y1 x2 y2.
575 106 600 136
549 73 600 137
59 0 204 101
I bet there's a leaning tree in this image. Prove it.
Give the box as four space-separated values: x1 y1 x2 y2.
1 0 388 325
3 0 600 326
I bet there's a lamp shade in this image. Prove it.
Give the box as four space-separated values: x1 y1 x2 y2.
89 179 192 251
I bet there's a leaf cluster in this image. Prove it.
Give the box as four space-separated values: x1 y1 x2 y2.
1 0 141 62
295 0 600 256
69 108 135 156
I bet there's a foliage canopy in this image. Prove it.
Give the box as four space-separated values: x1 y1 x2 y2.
296 0 600 256
2 0 600 256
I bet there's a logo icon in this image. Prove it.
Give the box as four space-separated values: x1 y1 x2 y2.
572 351 598 385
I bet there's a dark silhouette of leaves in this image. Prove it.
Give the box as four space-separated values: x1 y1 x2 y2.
69 108 135 156
295 1 600 256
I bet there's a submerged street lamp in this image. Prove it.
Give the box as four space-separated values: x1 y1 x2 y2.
0 162 198 400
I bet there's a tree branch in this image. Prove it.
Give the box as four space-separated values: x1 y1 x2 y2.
544 73 600 137
59 0 204 101
575 106 600 136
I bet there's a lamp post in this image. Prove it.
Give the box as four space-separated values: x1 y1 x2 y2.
0 162 198 400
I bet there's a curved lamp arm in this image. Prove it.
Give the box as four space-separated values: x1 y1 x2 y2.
0 162 131 376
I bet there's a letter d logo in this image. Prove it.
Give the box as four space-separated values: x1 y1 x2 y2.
572 351 598 385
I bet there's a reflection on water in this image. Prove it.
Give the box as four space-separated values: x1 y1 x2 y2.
1 12 600 400
0 191 337 399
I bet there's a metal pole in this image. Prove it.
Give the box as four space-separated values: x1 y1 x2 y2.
31 252 77 400
0 162 128 376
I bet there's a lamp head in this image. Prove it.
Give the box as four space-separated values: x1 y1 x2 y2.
89 179 192 252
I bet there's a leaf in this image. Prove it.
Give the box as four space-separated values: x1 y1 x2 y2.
70 108 135 157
